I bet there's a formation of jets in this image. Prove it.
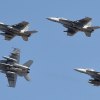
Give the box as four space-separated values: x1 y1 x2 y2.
0 17 99 41
0 17 100 87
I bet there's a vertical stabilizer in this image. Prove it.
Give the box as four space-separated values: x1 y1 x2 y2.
23 60 33 67
23 60 33 81
24 74 31 81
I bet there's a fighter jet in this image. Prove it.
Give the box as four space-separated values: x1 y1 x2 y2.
0 21 37 41
47 17 100 37
74 68 100 86
0 48 33 87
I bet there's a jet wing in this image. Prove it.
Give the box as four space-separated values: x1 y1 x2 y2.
6 71 17 87
9 48 20 63
12 21 29 30
77 17 92 25
0 32 15 40
66 28 78 36
5 33 15 40
88 71 100 79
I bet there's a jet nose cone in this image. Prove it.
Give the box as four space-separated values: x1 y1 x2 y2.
0 22 4 25
47 17 60 22
46 17 51 20
74 68 79 71
74 68 87 73
74 68 82 72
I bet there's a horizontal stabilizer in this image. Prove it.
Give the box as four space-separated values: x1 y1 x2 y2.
24 30 38 37
22 30 37 41
22 36 28 41
85 32 92 37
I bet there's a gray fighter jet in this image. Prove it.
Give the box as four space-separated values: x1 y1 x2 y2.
74 68 100 86
47 17 100 37
0 21 37 41
0 48 33 87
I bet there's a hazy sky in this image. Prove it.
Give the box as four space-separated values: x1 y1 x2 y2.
0 0 100 100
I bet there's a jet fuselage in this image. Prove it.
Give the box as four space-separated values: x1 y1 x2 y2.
55 19 93 33
47 17 95 35
0 56 29 77
0 24 27 36
0 63 29 76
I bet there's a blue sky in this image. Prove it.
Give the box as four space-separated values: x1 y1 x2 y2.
0 0 100 100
